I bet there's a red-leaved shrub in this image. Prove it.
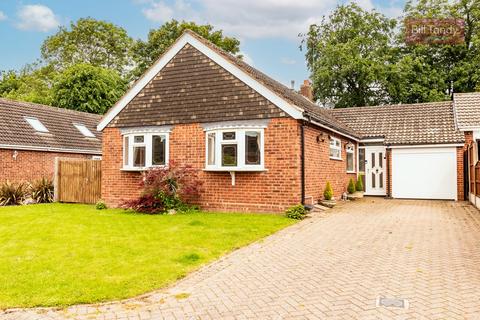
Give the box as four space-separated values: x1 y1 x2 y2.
122 194 164 214
122 161 202 214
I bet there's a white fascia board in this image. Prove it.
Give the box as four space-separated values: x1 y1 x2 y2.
97 33 304 131
389 143 464 149
0 144 101 155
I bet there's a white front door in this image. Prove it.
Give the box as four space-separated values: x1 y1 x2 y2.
365 147 386 196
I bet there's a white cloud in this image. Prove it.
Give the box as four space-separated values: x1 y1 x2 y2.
16 4 59 32
281 57 296 65
0 11 7 21
138 0 404 40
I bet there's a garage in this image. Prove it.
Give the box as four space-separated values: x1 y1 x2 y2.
392 147 458 200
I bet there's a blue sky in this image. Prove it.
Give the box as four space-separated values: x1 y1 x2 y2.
0 0 405 89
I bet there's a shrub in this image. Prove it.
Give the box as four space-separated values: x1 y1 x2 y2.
0 181 27 206
347 178 356 194
95 200 107 210
122 161 202 214
30 178 54 203
356 175 364 192
323 181 333 200
285 204 307 220
122 194 165 214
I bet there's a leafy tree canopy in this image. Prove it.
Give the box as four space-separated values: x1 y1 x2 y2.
303 3 397 108
131 20 241 79
52 63 127 114
0 64 56 105
304 0 480 107
41 18 134 75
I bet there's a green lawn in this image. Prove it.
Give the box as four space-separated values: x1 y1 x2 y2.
0 204 294 309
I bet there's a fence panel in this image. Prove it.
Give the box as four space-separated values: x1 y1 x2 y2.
54 158 101 204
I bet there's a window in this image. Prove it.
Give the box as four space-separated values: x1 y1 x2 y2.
329 137 341 159
123 132 169 170
245 131 260 165
358 148 365 172
207 133 216 165
205 128 264 171
73 123 95 138
25 117 48 133
346 144 355 172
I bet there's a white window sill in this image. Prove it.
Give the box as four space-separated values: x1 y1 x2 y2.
203 167 267 172
346 170 356 174
121 165 167 172
329 157 343 161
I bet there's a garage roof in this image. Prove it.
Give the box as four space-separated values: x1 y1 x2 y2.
330 101 465 145
0 98 102 154
453 92 480 131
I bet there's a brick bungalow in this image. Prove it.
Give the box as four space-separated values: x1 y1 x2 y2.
97 31 469 212
0 98 102 183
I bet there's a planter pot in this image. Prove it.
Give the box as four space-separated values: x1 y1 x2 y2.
347 191 364 200
320 199 336 208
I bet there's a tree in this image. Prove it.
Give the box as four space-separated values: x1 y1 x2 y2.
41 18 133 75
131 20 241 79
390 0 480 102
52 63 127 114
303 4 397 108
0 64 56 105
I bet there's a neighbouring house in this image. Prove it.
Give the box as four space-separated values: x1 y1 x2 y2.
0 98 102 184
97 30 471 212
452 92 480 209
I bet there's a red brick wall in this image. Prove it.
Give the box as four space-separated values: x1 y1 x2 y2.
456 146 464 200
0 149 91 183
303 124 357 203
101 119 360 212
102 118 303 212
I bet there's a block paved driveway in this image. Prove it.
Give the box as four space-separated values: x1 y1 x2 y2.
2 198 480 319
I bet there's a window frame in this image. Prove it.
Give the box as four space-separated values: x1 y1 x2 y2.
73 123 95 138
122 131 169 171
205 128 265 171
346 144 355 173
25 116 49 133
329 137 342 160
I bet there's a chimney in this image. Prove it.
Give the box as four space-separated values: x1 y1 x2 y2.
300 79 313 101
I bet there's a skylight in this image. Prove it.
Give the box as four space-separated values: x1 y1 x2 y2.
25 117 49 133
74 123 95 138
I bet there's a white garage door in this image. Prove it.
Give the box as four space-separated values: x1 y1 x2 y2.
392 147 457 200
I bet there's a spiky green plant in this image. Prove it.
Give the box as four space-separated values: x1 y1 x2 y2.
30 178 54 203
0 181 26 206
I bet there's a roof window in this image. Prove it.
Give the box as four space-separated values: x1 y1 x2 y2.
74 123 95 138
25 117 49 133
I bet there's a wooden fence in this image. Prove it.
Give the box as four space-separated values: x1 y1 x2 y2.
54 158 102 204
466 143 480 197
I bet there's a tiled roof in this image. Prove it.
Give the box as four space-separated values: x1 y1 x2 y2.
453 92 480 130
111 30 358 139
184 31 359 138
0 98 102 154
330 101 464 145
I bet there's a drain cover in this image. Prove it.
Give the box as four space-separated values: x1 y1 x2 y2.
376 296 409 309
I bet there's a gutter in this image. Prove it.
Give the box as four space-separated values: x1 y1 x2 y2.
304 112 360 142
0 144 101 155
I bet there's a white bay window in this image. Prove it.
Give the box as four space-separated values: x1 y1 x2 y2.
205 127 265 171
122 128 169 170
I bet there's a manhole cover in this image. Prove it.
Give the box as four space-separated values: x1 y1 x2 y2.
376 296 409 309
